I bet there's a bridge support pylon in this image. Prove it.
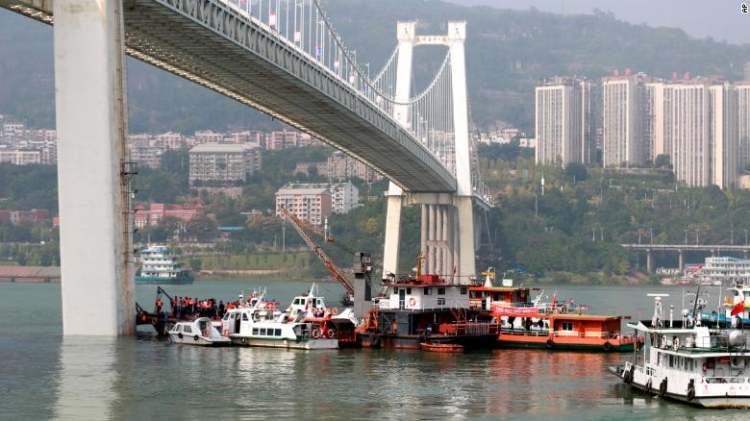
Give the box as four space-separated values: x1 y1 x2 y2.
382 21 476 284
54 0 134 336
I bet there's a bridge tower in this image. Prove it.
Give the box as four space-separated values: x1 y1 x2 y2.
54 0 135 336
382 21 476 284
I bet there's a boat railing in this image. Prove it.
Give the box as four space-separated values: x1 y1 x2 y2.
499 328 549 337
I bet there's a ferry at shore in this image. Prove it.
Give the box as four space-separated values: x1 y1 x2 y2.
356 255 499 350
135 245 194 285
610 293 750 408
220 286 338 350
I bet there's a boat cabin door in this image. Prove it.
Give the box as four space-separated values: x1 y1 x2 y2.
399 288 406 310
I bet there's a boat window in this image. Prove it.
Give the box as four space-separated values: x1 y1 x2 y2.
252 328 258 335
394 287 399 294
242 313 249 321
460 287 467 295
669 355 675 368
438 287 446 295
184 326 192 333
425 288 431 295
406 288 412 294
438 298 446 305
223 313 230 321
275 329 282 336
561 322 573 331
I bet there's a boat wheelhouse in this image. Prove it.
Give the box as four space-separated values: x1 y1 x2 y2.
168 317 231 346
610 294 750 408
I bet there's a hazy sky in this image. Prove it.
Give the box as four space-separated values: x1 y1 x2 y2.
446 0 750 45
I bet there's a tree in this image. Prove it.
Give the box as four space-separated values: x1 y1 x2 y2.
564 162 588 182
654 154 672 169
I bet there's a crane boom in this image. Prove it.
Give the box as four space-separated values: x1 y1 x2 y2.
279 206 354 295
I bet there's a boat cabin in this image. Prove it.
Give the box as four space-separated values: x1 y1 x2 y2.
375 274 470 311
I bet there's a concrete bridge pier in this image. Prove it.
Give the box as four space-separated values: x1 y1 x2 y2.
679 250 684 271
646 249 653 273
54 0 134 336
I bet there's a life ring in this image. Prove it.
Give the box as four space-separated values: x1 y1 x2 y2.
603 342 612 352
311 329 321 339
623 369 633 384
408 297 416 307
193 335 199 341
546 339 554 349
177 332 183 339
645 378 652 393
141 314 147 322
151 317 158 325
327 329 336 339
659 378 668 397
331 307 339 315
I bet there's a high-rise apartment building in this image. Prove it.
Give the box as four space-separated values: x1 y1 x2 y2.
708 82 738 188
534 77 582 166
601 72 648 168
738 82 750 170
670 81 711 187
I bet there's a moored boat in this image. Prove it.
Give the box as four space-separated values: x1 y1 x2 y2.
609 294 750 408
494 306 640 352
135 245 194 285
221 288 337 350
356 254 499 350
168 317 231 346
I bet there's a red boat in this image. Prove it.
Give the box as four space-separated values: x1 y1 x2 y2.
420 342 465 353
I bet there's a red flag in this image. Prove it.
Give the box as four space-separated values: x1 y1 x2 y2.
731 302 744 317
691 265 703 275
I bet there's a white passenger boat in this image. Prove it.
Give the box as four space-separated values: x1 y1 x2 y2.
609 294 750 408
221 288 337 350
168 317 231 346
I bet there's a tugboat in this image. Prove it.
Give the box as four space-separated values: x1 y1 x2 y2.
135 245 194 285
609 293 750 408
357 253 498 349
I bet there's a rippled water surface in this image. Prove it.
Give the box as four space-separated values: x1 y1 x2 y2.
1 281 748 420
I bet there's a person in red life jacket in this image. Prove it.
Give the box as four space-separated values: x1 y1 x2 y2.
156 298 163 314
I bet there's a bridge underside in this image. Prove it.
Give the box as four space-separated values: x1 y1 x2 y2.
0 0 456 192
125 0 457 192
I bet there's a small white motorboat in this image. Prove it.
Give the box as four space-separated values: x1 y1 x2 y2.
168 317 231 346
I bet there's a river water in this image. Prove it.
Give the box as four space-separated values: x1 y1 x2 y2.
1 280 748 420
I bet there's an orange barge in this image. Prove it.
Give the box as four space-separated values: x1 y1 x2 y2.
494 306 642 352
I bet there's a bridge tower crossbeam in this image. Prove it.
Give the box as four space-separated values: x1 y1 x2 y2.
381 21 476 284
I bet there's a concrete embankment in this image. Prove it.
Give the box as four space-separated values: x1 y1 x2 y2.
0 266 61 283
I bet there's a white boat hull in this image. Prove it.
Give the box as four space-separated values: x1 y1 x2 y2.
230 336 337 350
168 333 231 347
611 365 750 409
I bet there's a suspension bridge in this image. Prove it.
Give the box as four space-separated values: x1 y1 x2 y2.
0 0 493 336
